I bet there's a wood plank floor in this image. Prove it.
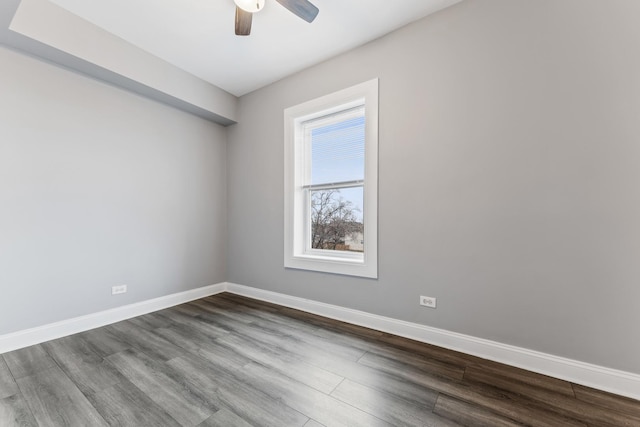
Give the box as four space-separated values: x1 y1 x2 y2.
1 293 639 427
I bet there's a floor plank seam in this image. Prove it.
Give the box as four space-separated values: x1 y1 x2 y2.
569 382 578 399
2 354 39 426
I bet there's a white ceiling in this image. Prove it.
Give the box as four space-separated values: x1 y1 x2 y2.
48 0 462 96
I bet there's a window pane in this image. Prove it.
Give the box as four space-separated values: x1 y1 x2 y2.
310 187 364 252
311 115 365 185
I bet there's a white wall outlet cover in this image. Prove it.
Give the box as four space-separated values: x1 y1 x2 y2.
420 296 436 308
112 285 127 295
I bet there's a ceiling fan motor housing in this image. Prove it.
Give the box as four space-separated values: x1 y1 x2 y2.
234 0 265 13
235 0 319 36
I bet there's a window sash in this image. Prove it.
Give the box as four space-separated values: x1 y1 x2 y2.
302 183 364 259
302 107 365 188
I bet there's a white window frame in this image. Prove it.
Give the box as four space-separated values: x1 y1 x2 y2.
284 79 378 278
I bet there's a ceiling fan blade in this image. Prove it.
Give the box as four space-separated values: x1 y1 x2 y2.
235 6 252 36
276 0 319 23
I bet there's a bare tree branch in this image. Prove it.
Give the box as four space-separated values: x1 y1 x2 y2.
310 190 363 251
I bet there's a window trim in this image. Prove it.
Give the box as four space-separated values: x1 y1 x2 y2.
284 79 378 278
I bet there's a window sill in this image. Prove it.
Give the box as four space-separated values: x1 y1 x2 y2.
285 254 377 278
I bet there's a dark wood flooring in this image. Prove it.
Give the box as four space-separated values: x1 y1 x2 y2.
1 293 639 426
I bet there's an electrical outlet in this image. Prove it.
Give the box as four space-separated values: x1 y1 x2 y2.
420 295 436 308
112 285 127 295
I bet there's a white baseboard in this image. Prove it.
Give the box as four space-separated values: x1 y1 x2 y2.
0 282 227 355
226 282 640 401
3 281 638 401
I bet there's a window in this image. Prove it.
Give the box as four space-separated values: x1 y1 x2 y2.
284 79 378 278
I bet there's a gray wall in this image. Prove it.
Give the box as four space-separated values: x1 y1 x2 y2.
0 45 227 335
227 0 640 374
